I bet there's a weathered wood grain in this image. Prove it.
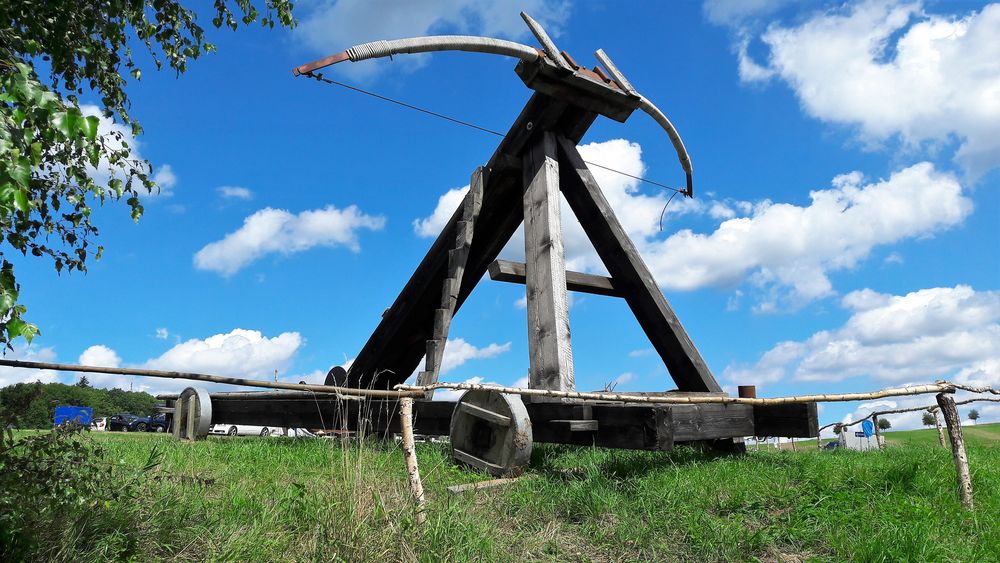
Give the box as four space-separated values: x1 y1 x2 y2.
488 259 621 297
523 131 575 393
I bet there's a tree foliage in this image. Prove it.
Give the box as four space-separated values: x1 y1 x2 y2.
0 1 295 346
0 381 158 428
969 409 980 424
877 418 891 430
921 412 935 427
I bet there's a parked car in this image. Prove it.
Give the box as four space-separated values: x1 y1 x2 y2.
91 417 107 431
823 440 841 450
209 424 273 437
148 413 170 433
107 413 151 432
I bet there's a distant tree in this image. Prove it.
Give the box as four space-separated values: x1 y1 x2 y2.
0 1 295 347
922 412 935 427
877 418 891 430
74 376 90 388
832 424 842 435
969 409 980 425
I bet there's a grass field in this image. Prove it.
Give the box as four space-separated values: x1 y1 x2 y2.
886 422 1000 448
6 427 1000 562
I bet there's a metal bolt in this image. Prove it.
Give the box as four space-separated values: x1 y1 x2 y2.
526 122 534 131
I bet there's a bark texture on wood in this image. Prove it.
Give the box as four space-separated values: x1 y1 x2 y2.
398 398 427 525
933 410 947 448
936 393 974 510
872 415 884 450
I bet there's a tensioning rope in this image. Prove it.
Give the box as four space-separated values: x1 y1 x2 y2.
303 71 689 198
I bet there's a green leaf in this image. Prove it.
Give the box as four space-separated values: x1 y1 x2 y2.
9 160 31 189
14 189 30 214
82 116 100 141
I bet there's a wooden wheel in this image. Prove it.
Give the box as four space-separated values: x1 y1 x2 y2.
174 387 213 440
449 390 532 476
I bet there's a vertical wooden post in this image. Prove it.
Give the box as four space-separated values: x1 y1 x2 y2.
522 131 574 393
399 397 427 525
872 415 884 450
932 409 947 448
936 393 974 510
185 395 196 441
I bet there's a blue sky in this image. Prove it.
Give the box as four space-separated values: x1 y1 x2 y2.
4 0 999 433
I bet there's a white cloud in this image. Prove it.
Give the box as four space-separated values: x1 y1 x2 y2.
725 285 1000 387
296 0 571 81
417 140 969 309
194 205 385 276
413 186 468 237
143 329 302 377
76 345 127 388
428 337 511 374
628 348 654 358
155 328 169 340
70 329 305 395
738 1 1000 179
644 162 970 309
79 345 121 368
152 165 177 197
217 186 253 200
0 345 59 386
703 0 793 26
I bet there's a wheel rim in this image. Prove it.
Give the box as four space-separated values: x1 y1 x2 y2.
260 428 269 436
449 390 532 477
228 426 237 436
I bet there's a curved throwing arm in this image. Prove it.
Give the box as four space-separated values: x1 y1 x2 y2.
294 35 540 75
294 32 694 196
638 96 694 195
347 35 541 63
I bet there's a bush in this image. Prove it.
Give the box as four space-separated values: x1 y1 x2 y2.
0 425 159 560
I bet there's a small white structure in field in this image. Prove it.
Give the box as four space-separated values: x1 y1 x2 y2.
838 426 884 451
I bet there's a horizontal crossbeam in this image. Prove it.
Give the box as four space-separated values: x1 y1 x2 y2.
488 260 621 297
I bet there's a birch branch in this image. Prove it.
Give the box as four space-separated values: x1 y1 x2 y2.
397 381 969 406
0 359 423 399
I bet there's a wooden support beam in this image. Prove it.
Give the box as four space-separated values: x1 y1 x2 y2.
203 396 816 449
488 259 621 297
347 93 596 390
555 136 722 393
522 130 574 393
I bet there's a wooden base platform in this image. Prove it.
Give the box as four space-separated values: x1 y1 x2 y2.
160 392 817 451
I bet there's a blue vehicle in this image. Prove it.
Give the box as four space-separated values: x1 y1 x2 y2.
54 406 93 427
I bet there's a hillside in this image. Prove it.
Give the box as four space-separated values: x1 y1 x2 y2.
886 422 1000 448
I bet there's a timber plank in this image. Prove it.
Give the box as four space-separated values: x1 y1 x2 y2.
488 259 621 297
523 131 574 392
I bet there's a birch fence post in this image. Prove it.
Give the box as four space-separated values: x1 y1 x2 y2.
398 397 428 525
935 393 974 510
871 415 884 450
932 409 947 448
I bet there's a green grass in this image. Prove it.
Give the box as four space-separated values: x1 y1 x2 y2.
9 430 1000 561
886 422 1000 448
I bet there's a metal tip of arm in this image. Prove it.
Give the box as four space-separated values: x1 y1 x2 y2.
292 51 352 76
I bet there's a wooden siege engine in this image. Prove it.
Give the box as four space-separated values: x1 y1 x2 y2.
166 13 818 476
